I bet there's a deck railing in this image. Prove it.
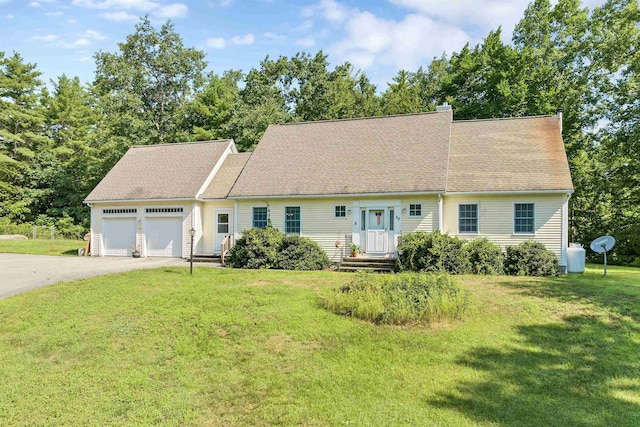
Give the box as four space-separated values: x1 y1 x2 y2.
220 235 232 265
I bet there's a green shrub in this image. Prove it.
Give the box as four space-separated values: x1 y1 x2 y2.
277 234 330 270
227 227 283 269
504 240 560 277
322 272 469 325
465 238 504 275
228 227 329 270
397 231 470 274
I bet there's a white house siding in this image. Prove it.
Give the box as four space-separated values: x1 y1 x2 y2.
400 196 439 234
442 194 565 261
199 201 235 254
89 201 193 258
236 195 440 262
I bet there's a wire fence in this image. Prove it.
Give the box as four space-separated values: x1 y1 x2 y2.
0 224 64 240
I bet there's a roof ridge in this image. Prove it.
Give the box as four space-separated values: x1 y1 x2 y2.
223 152 253 198
275 110 443 126
453 114 555 124
130 139 233 149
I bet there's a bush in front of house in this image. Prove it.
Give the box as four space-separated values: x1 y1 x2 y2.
227 227 283 269
277 234 330 270
397 231 470 274
504 240 560 277
321 272 469 325
227 227 329 270
465 237 504 275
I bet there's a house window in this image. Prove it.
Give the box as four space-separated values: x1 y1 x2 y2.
389 209 395 231
253 207 268 229
514 203 535 234
361 209 366 231
145 207 183 213
285 206 301 234
102 208 137 214
409 204 422 217
458 204 478 233
335 205 346 218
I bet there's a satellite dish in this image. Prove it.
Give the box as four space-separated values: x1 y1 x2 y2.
590 236 615 253
590 235 616 276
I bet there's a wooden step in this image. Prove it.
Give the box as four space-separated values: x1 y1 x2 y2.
338 256 397 273
337 266 395 273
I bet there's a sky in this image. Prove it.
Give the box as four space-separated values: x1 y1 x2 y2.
0 0 606 90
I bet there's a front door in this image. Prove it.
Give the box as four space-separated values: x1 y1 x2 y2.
366 209 387 253
214 210 232 253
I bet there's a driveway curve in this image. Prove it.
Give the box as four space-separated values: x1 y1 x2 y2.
0 254 194 299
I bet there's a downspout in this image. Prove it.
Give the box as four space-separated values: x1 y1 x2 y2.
438 194 444 233
561 193 571 273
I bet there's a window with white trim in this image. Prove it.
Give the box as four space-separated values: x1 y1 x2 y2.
334 205 346 218
102 208 137 214
514 203 535 234
145 207 183 213
285 206 301 234
458 204 478 233
409 204 422 217
253 207 268 229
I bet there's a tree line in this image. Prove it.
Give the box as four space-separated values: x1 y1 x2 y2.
0 0 638 263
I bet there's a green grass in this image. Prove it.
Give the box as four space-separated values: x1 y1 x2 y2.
0 265 638 426
0 239 85 256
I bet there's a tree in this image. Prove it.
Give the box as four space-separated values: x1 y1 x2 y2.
94 16 206 144
0 51 48 221
40 75 101 223
181 70 242 141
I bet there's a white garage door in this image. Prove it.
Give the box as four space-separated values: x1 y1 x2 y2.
146 217 182 257
103 218 137 256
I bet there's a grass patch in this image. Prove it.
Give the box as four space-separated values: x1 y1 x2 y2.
322 272 469 324
0 239 85 256
0 265 638 425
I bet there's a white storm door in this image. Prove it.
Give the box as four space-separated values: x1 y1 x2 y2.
103 218 136 256
214 210 232 253
146 217 182 257
366 209 387 253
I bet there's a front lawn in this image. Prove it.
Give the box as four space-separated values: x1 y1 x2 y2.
0 265 638 426
0 239 85 256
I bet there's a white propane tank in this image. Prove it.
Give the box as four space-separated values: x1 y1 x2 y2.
567 243 586 273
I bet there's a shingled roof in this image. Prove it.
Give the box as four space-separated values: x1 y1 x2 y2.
201 153 251 199
447 116 574 192
85 140 232 202
228 111 453 197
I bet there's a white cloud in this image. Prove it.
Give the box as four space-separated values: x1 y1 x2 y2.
100 11 137 21
206 36 226 49
73 38 91 46
83 29 107 40
231 33 254 46
155 3 187 18
75 56 94 62
68 18 77 24
5 14 15 19
388 0 527 37
295 19 313 32
30 1 41 7
263 32 286 42
314 2 469 73
45 11 64 16
207 0 231 7
302 0 348 22
296 37 315 47
72 0 189 20
31 34 58 42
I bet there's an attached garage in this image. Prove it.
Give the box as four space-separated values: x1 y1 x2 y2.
145 215 183 257
103 217 137 256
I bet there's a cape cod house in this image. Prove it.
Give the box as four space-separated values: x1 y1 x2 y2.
85 106 573 270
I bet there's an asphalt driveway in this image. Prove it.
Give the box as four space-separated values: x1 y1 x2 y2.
0 254 195 299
